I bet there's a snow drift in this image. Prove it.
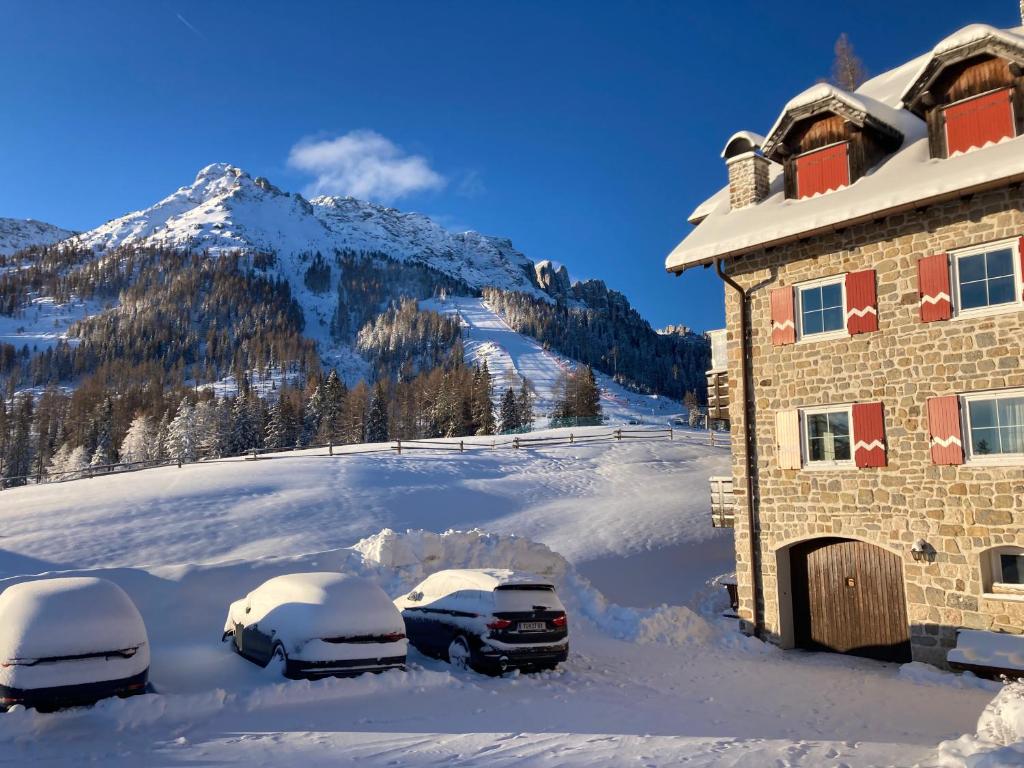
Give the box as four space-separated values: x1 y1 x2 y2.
939 681 1024 767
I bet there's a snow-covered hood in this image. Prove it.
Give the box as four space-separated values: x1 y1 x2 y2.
0 577 148 662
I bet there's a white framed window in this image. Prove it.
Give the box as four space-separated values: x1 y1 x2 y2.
962 388 1024 464
983 546 1024 598
951 238 1023 318
800 405 854 467
796 275 847 341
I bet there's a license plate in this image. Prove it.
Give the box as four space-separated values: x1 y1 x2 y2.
518 621 546 632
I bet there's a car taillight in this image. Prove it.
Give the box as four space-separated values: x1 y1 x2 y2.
551 614 567 627
487 618 512 630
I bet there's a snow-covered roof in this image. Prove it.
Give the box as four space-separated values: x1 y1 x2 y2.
902 24 1024 115
721 131 765 159
666 23 1024 272
761 83 905 159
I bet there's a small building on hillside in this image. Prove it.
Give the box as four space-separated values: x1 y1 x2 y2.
666 22 1024 667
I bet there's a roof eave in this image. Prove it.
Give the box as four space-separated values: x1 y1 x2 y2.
666 170 1024 275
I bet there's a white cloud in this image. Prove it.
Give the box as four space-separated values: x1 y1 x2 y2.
287 130 446 202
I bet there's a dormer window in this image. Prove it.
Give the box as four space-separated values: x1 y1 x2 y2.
762 85 903 201
901 25 1024 158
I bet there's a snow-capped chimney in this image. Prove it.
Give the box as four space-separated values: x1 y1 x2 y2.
722 131 769 210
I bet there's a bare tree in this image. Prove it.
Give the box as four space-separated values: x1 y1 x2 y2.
830 33 867 91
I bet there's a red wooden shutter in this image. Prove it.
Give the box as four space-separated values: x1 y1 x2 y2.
918 254 952 322
795 143 850 198
845 270 878 334
944 89 1015 155
927 395 964 465
770 286 796 345
852 402 887 468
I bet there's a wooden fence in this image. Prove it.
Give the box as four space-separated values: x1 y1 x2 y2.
1 425 728 490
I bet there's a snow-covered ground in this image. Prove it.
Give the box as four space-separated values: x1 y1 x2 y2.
0 295 95 352
0 430 999 766
424 296 686 426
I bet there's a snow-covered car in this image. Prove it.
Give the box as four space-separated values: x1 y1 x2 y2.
395 569 568 675
223 572 407 679
0 577 150 711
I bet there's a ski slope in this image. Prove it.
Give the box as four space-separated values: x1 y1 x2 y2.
422 296 685 425
0 431 999 767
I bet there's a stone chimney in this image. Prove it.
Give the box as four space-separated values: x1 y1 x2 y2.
727 152 770 210
722 131 770 210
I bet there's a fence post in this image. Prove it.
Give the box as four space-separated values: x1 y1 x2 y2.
669 427 674 441
615 429 621 440
459 440 464 453
177 457 182 468
396 440 402 455
513 437 519 450
709 429 714 446
329 441 333 456
252 448 258 461
570 433 574 444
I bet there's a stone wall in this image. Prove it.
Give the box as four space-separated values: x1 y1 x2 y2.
727 153 770 210
722 183 1024 666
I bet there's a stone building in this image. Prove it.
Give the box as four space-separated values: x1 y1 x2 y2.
665 23 1024 667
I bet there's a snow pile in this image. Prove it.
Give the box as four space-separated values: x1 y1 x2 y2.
938 682 1024 767
355 528 714 647
899 662 1001 692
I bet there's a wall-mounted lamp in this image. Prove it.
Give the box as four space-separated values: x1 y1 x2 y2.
911 539 937 564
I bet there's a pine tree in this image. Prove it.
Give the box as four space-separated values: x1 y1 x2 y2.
342 382 370 444
164 398 198 462
3 394 34 487
473 361 495 435
499 387 520 433
578 365 602 419
366 383 389 443
119 414 156 464
64 444 90 481
229 395 259 454
265 397 291 450
517 378 534 431
46 442 72 481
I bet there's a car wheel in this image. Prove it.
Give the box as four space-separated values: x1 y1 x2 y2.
267 643 289 678
447 636 471 671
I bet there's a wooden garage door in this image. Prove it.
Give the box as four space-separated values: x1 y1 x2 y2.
791 538 911 663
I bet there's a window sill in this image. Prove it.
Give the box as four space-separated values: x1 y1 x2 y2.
796 330 849 345
801 462 857 471
982 590 1024 603
964 455 1024 467
952 302 1024 323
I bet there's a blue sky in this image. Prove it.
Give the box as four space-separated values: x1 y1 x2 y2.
1 1 1018 330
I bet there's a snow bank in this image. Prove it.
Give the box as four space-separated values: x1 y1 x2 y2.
356 528 714 647
938 682 1024 767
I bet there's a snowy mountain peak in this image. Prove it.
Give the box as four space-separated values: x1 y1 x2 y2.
68 163 543 297
0 217 76 257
